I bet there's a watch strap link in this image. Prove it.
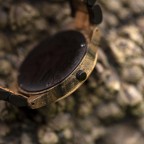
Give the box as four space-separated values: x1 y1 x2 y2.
69 0 102 25
0 87 28 107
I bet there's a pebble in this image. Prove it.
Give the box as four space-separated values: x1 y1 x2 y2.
131 102 144 117
119 25 143 45
137 77 144 94
48 113 72 131
130 58 144 69
119 84 143 107
0 10 8 29
9 3 39 31
77 117 99 132
101 0 122 12
122 65 143 83
96 102 124 120
91 127 106 140
105 72 121 93
98 124 144 144
109 37 142 65
0 33 11 52
61 128 73 140
0 123 10 136
0 59 12 76
38 128 58 144
137 116 144 132
136 16 144 32
77 101 93 117
129 0 144 14
21 133 33 144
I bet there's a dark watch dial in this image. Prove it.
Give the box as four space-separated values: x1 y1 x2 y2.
18 30 87 92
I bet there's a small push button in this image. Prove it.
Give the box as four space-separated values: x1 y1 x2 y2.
76 70 87 81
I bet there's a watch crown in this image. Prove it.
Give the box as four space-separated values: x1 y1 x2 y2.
76 70 87 81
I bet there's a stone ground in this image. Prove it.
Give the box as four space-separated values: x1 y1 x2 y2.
0 0 144 144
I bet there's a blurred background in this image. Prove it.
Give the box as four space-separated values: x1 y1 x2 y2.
0 0 144 144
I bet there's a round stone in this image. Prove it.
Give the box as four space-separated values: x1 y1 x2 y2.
18 30 87 92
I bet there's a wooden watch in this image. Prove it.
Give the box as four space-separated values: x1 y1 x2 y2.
0 0 102 109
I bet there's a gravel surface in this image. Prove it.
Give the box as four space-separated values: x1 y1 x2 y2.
0 0 144 144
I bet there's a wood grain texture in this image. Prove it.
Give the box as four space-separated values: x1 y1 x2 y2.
18 30 87 92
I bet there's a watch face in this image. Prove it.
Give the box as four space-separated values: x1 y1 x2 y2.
18 30 87 93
